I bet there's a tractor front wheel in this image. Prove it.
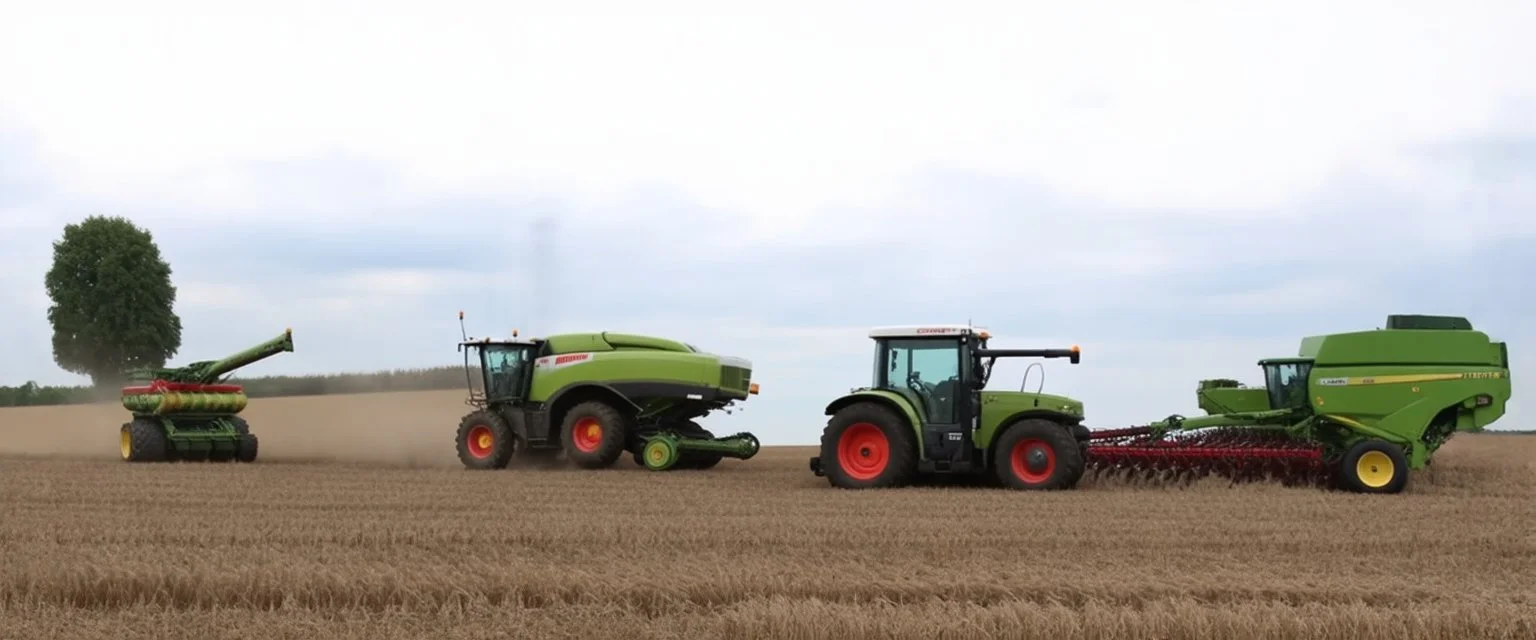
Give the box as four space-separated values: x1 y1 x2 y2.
992 419 1084 490
456 410 515 470
818 402 917 489
1337 439 1409 494
560 400 630 469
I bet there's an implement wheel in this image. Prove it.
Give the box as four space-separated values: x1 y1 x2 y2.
456 409 515 470
121 418 169 463
560 400 630 469
993 419 1084 490
1337 439 1408 494
231 416 258 463
818 402 916 489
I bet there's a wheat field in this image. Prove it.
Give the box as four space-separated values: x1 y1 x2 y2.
1 390 1533 639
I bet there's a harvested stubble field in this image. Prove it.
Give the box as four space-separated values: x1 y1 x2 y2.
1 390 1534 639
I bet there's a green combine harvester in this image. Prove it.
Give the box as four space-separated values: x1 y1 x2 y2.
119 329 295 463
1085 314 1513 493
452 313 761 471
809 324 1092 490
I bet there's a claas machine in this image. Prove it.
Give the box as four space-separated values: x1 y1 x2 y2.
453 313 762 471
119 329 295 463
809 325 1091 490
1085 314 1512 493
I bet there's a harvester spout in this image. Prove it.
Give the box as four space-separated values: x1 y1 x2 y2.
201 328 295 382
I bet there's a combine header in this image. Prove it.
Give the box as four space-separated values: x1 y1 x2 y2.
119 329 295 463
1085 315 1512 493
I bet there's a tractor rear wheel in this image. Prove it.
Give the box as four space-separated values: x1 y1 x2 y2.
818 402 917 489
456 409 515 470
561 400 630 469
121 418 169 462
993 419 1084 490
1336 439 1409 494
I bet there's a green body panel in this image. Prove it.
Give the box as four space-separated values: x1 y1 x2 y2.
526 346 751 402
143 415 245 457
974 391 1084 450
824 389 925 439
123 391 248 415
1153 315 1511 470
826 388 1083 457
1196 379 1271 415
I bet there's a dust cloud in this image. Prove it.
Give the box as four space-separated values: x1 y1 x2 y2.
0 390 474 468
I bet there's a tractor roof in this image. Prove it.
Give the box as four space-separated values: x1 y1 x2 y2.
869 324 989 339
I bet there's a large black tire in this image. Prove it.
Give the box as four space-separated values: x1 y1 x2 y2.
456 409 516 469
818 402 918 489
992 418 1084 490
121 418 169 462
560 400 630 469
231 416 258 463
1336 439 1409 494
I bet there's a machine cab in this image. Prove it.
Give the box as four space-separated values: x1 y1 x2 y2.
461 339 539 404
868 325 983 426
1259 357 1314 410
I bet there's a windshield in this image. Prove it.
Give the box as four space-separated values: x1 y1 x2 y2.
482 344 534 401
1263 361 1313 410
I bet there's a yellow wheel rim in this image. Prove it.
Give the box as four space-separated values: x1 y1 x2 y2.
1356 450 1395 488
120 428 132 460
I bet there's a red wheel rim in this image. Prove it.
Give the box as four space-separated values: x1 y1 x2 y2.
572 417 602 453
1009 438 1056 484
466 425 494 458
837 422 889 481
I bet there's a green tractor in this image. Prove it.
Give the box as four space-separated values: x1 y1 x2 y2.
119 329 295 463
1085 314 1514 493
809 325 1089 489
452 313 762 471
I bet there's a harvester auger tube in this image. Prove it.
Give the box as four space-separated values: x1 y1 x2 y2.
1082 313 1512 494
118 328 295 464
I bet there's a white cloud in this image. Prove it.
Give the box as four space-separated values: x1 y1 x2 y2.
3 0 1533 229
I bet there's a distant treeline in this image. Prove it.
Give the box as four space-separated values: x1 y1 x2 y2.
0 366 470 407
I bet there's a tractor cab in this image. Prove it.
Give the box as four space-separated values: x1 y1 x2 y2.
1258 357 1314 411
867 325 986 426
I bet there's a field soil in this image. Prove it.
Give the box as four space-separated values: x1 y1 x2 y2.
1 390 1533 639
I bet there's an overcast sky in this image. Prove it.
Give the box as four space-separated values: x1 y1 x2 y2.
1 1 1531 443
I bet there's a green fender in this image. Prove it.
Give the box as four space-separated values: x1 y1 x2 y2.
823 389 924 454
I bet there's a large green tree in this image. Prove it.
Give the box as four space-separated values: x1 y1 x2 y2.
44 216 182 387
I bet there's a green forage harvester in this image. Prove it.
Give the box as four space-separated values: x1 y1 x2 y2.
118 329 294 463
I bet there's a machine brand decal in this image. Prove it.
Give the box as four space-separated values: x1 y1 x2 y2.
535 353 594 369
1318 377 1348 386
916 327 961 334
1460 371 1503 380
687 393 703 400
947 432 962 441
1339 373 1467 386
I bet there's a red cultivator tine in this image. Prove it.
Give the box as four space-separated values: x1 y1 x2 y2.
1084 426 1327 488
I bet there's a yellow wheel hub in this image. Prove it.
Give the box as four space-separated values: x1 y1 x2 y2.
1356 450 1395 488
648 446 666 464
476 432 492 450
120 429 132 460
585 424 600 440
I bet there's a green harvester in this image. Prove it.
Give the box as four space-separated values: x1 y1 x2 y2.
118 329 295 463
1085 314 1513 493
452 313 761 471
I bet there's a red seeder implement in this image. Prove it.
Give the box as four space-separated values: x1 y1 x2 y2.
1084 426 1328 487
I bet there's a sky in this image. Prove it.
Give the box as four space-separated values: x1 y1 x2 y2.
0 1 1532 444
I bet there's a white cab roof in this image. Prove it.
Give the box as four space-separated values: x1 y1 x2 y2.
868 324 989 339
